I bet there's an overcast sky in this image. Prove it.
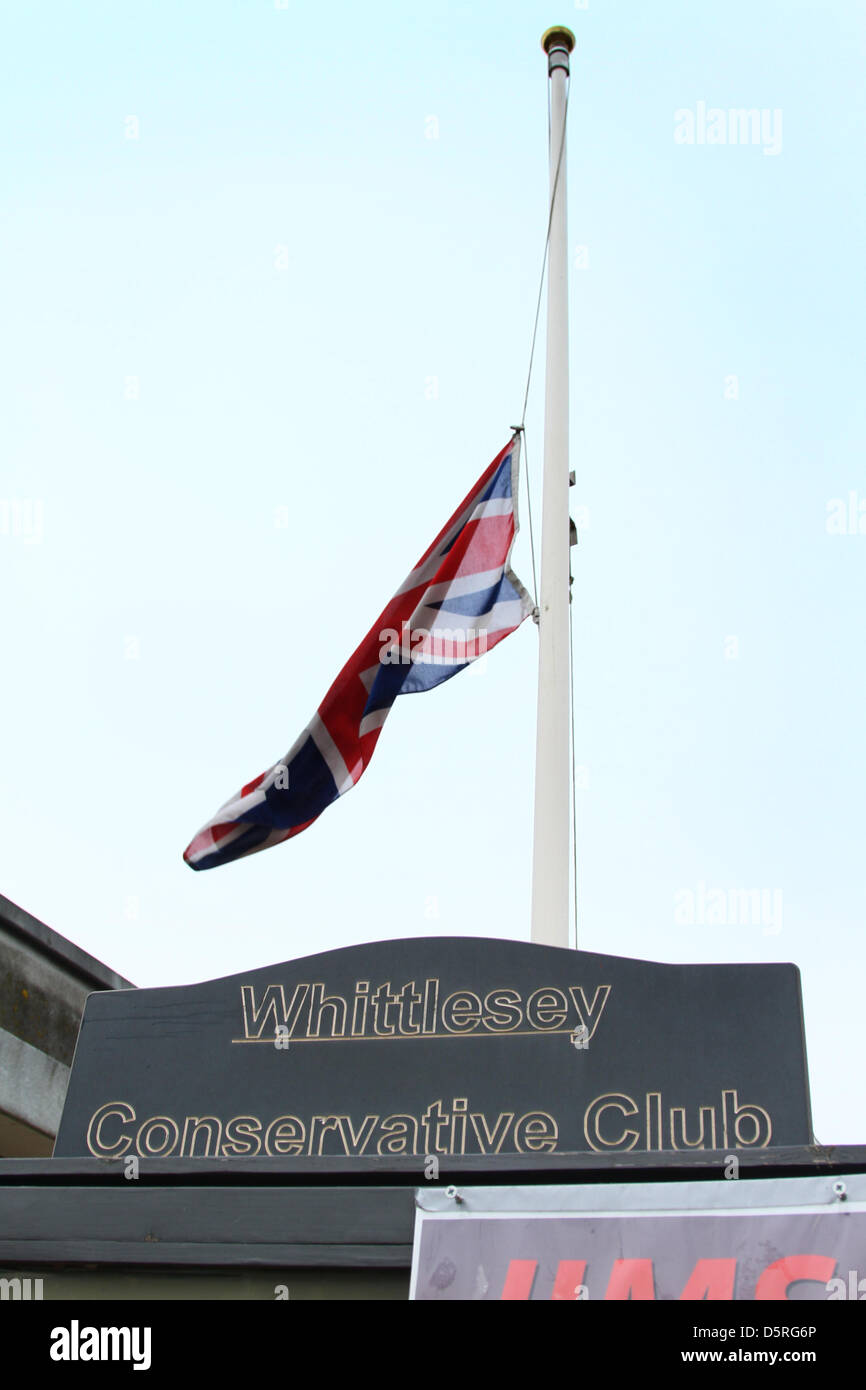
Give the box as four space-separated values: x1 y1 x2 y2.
2 0 864 1146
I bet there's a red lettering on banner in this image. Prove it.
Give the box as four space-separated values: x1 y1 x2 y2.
755 1254 837 1300
498 1250 841 1302
501 1259 537 1300
679 1258 736 1301
604 1258 655 1300
552 1260 587 1300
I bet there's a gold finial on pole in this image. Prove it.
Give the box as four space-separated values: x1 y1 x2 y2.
541 25 576 73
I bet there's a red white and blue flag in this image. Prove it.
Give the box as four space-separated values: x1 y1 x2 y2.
183 436 533 870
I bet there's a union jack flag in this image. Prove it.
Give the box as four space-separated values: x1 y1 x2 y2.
183 436 533 870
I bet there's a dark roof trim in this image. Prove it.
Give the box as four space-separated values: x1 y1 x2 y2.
0 894 134 992
0 1145 864 1188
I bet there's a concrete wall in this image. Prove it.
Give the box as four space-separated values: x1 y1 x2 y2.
0 895 132 1154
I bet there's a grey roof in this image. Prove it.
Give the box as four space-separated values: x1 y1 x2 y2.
0 894 134 992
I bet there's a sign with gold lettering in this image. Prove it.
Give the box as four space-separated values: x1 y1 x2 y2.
54 938 812 1161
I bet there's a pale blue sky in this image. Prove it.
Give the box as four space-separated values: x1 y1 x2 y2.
1 0 864 1143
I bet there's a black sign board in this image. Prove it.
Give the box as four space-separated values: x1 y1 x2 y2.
54 938 812 1161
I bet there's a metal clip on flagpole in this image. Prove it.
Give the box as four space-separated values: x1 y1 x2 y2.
530 26 575 951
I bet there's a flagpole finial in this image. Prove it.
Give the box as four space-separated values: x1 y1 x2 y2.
541 26 576 73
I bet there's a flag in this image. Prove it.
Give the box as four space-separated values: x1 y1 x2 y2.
183 435 533 870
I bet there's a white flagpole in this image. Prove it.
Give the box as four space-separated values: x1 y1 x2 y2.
531 26 575 950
